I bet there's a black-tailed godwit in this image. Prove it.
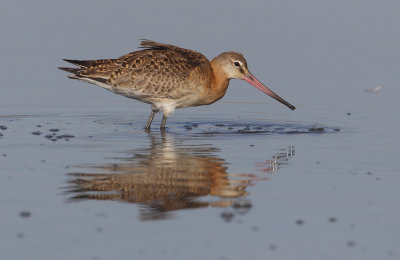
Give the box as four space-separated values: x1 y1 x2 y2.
59 40 295 130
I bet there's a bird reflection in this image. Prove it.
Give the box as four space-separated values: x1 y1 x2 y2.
65 133 294 220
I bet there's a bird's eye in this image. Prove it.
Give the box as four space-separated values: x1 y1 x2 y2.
234 62 240 67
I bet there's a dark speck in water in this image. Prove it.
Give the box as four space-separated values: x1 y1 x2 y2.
268 244 277 251
0 125 7 130
49 128 59 132
17 233 24 239
0 133 3 137
37 125 42 127
347 113 351 116
233 198 252 215
295 219 304 225
287 131 301 134
45 134 52 139
192 123 198 128
19 211 31 218
215 124 225 127
347 241 355 247
309 127 325 133
32 131 42 135
329 217 337 223
220 210 234 223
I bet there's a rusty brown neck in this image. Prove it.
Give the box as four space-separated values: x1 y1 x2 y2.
206 59 230 104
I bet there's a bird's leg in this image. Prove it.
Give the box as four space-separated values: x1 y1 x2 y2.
145 110 157 130
160 115 167 131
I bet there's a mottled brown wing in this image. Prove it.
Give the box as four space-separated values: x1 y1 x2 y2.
107 40 211 99
60 40 211 99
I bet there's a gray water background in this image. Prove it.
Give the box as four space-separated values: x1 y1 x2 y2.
1 0 400 259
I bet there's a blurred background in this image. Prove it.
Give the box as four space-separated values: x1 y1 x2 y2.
1 0 398 115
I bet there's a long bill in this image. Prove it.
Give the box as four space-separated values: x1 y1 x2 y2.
243 72 296 110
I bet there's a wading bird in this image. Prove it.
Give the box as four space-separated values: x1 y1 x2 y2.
59 40 295 130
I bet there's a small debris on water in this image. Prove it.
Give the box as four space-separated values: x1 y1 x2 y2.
364 85 382 93
49 128 59 132
19 211 31 218
347 113 351 116
347 241 355 247
329 217 337 223
220 210 234 223
96 227 103 233
32 131 42 135
295 219 304 225
215 124 225 127
251 226 259 231
0 125 7 130
233 198 252 215
36 125 42 127
309 127 325 133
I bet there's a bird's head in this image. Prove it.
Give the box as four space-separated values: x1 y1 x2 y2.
213 52 295 111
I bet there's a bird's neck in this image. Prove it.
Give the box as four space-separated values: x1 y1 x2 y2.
207 59 230 104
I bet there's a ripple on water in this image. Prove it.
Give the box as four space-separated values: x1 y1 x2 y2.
174 121 341 135
92 117 341 135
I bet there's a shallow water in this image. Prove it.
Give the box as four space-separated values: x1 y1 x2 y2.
1 0 400 259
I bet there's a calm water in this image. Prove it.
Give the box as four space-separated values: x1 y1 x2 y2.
1 0 400 259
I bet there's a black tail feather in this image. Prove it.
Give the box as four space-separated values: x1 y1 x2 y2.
58 67 79 74
62 59 92 68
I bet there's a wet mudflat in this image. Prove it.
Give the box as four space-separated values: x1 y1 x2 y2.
1 0 400 259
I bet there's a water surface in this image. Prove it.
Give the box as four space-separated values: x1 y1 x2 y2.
1 0 400 259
